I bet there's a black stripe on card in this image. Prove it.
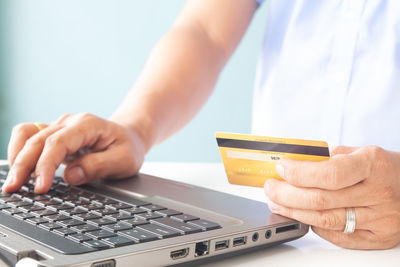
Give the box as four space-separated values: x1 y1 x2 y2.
216 138 330 157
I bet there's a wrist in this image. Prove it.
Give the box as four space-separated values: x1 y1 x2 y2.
109 113 155 154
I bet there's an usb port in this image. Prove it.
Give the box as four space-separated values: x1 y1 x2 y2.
215 240 229 250
170 248 189 260
233 236 247 247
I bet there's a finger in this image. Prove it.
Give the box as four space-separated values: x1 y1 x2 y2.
64 144 140 185
34 115 112 193
2 125 62 193
312 226 398 250
264 178 381 210
329 146 358 156
266 201 378 231
277 147 372 190
7 123 41 167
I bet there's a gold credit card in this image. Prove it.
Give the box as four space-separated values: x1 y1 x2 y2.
216 132 330 187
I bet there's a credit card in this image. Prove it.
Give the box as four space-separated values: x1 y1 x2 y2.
216 132 330 187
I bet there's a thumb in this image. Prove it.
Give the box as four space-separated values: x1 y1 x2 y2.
63 150 121 185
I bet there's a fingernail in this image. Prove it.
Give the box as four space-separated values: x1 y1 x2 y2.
34 176 43 193
276 164 285 178
65 166 85 185
1 180 9 192
2 173 15 191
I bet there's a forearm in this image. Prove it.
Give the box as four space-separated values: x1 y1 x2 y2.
110 26 229 152
110 0 257 152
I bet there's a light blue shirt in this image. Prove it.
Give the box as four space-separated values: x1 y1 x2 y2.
252 0 400 151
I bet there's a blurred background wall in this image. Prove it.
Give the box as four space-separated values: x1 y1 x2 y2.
0 0 268 162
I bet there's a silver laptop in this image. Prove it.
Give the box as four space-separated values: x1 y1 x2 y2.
0 162 308 267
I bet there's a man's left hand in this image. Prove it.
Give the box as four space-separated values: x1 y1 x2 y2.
264 146 400 249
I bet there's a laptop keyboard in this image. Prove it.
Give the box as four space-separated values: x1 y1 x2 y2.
0 167 221 254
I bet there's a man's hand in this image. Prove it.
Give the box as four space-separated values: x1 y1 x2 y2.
264 146 400 249
2 113 147 194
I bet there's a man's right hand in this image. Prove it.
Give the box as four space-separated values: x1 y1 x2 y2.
2 113 147 194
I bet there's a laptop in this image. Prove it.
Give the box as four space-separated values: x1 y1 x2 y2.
0 161 308 267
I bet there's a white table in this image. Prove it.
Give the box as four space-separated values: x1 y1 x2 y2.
2 161 399 267
140 162 400 267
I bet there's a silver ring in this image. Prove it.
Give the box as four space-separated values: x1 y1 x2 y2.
344 207 356 234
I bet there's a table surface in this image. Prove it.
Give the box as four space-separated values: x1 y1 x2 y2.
2 161 399 267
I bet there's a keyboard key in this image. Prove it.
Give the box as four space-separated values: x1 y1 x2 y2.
103 222 132 232
136 212 162 221
71 224 100 233
78 192 103 201
84 240 110 250
87 229 116 239
27 217 49 225
92 207 119 216
102 236 135 247
2 208 22 215
121 217 148 226
60 207 87 216
9 200 33 208
31 209 57 217
45 214 71 222
73 212 101 221
70 199 91 206
152 217 202 234
88 217 115 226
68 233 93 243
35 199 61 207
19 204 45 212
80 203 103 211
47 203 74 211
126 198 151 207
0 203 11 210
119 229 158 243
137 224 180 238
61 195 80 202
32 195 49 201
106 212 135 221
58 219 86 227
141 205 167 212
53 227 77 236
122 207 147 215
2 195 21 202
97 198 118 205
14 212 35 220
155 209 182 217
40 222 63 231
106 203 132 210
171 214 199 222
187 219 221 231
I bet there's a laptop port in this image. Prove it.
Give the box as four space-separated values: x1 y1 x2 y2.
233 236 247 247
252 232 259 242
215 240 229 251
265 230 272 239
276 224 299 234
195 241 210 257
170 248 189 260
91 259 115 267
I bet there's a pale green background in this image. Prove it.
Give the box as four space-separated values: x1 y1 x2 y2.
0 1 268 162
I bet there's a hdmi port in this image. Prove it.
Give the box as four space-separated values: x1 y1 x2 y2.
170 248 189 260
